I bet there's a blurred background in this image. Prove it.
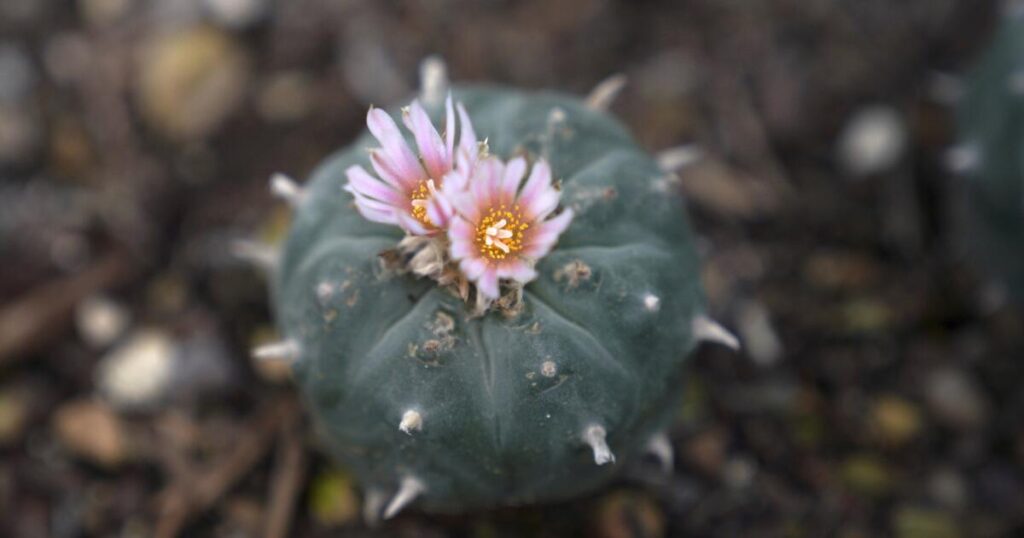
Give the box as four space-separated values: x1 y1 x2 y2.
1 0 1022 536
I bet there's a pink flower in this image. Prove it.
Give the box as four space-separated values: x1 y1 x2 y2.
447 156 574 299
344 96 478 235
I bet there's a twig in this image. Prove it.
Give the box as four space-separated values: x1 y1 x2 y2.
263 426 307 538
154 398 297 538
0 253 131 365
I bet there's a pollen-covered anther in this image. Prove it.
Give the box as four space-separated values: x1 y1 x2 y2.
409 179 440 226
476 208 527 260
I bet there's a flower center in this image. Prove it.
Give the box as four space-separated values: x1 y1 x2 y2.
476 205 528 260
409 179 439 226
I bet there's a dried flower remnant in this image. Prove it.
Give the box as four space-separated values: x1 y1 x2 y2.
344 96 478 235
448 157 573 299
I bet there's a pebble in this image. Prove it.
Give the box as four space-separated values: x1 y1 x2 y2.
53 399 129 468
77 0 131 27
892 506 960 538
96 329 176 411
309 468 360 527
837 105 907 177
736 301 783 366
0 43 35 103
136 26 250 140
923 367 990 430
841 454 892 498
592 490 665 538
927 467 968 511
204 0 268 29
0 387 28 446
869 395 923 447
75 295 130 348
0 104 42 165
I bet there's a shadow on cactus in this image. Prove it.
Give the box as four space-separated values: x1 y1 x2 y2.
250 59 739 520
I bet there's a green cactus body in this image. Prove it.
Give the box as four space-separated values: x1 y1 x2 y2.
958 15 1024 301
273 86 705 512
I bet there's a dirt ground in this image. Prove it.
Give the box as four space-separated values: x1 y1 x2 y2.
1 0 1022 536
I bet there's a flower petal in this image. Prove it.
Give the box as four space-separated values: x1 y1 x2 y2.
448 218 476 259
396 211 431 236
522 209 574 258
371 150 417 191
460 257 488 280
477 265 500 299
518 160 552 213
345 165 406 207
367 107 424 185
426 191 453 229
497 259 538 283
444 94 455 161
457 102 477 157
499 156 526 206
403 101 448 180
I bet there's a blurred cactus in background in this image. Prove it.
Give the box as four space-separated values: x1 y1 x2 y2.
956 11 1024 302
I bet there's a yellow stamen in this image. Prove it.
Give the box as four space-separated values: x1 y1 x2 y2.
476 205 527 260
410 179 439 226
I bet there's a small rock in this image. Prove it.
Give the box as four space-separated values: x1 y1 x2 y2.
736 301 783 366
136 26 250 140
923 367 990 430
204 0 268 28
53 399 129 467
77 0 131 27
96 329 176 410
0 387 29 446
309 468 360 527
684 428 727 476
837 105 907 177
0 43 35 103
869 395 923 447
721 457 757 491
892 506 960 538
0 104 42 165
927 467 968 511
75 295 130 348
592 490 665 538
841 454 892 498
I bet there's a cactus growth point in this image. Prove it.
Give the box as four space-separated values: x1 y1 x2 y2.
266 72 730 516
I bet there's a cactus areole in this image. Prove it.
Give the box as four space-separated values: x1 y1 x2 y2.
271 85 709 514
957 16 1024 302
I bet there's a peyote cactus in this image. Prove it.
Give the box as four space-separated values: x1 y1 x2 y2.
255 62 737 518
956 13 1024 302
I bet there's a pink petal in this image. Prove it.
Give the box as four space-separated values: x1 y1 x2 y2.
477 265 500 299
521 209 574 258
371 150 417 191
457 103 477 157
448 218 476 259
498 157 526 206
403 101 449 180
523 189 560 221
497 259 537 283
460 257 488 280
444 94 455 160
351 200 399 225
396 211 431 236
345 165 406 207
426 191 452 229
367 108 424 186
518 160 552 213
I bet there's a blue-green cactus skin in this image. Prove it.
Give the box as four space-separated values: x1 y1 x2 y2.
273 86 705 511
958 15 1024 301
